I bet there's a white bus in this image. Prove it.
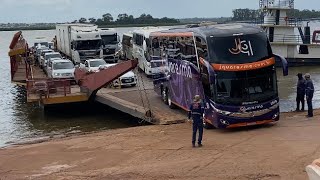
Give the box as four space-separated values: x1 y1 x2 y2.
132 27 169 76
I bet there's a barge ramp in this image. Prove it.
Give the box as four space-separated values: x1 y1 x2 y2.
96 74 187 125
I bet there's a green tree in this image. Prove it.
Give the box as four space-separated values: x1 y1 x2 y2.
78 17 87 23
88 18 96 23
102 13 113 23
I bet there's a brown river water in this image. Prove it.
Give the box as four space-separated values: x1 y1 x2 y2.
0 23 320 147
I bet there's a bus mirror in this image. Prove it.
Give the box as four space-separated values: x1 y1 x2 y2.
274 54 288 76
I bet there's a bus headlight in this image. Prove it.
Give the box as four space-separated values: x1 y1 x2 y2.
220 119 230 125
213 106 231 116
272 112 279 120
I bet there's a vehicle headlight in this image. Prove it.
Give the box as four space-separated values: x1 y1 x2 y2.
212 106 231 116
115 49 121 55
54 73 61 76
146 62 151 67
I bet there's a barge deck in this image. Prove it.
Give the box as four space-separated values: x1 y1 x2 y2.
8 31 187 125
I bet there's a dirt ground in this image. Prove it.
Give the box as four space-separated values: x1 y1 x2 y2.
0 110 320 180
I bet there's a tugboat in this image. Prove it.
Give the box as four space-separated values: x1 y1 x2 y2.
259 0 320 66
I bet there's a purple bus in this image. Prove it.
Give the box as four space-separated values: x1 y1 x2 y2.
150 24 288 129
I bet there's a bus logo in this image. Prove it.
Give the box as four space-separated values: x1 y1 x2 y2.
229 38 254 56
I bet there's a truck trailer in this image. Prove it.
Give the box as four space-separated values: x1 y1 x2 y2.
56 24 103 64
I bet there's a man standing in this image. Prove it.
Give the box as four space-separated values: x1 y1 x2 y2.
296 73 306 111
188 95 204 148
305 73 315 117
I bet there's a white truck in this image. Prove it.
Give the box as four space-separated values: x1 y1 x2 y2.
98 28 122 63
56 24 103 64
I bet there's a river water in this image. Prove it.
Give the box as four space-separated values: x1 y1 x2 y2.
1 23 320 147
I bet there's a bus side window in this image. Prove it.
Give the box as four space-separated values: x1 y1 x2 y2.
195 36 208 60
201 64 213 98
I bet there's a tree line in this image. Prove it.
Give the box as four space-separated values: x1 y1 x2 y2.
232 8 320 21
73 13 180 25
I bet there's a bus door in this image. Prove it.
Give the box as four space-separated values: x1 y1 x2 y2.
160 33 204 109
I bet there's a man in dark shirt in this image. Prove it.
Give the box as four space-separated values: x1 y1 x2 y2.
188 95 204 148
305 73 315 117
296 73 306 111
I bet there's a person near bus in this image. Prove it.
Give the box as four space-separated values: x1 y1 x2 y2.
188 95 204 148
296 73 306 112
305 73 314 117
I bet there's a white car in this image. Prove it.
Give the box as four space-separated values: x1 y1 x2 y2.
47 59 75 79
39 49 54 68
45 57 63 75
43 52 62 68
81 59 107 73
103 63 137 87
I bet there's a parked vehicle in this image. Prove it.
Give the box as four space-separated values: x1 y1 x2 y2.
39 49 54 68
33 38 49 51
102 64 137 87
80 59 107 73
42 52 62 68
132 27 169 77
56 24 103 64
47 59 75 79
45 57 63 75
98 28 122 63
151 24 289 129
122 32 133 60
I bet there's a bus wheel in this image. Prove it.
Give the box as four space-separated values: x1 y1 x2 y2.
162 88 169 105
204 121 214 129
168 90 176 109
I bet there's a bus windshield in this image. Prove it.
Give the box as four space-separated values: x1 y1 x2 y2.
207 32 272 64
215 66 277 106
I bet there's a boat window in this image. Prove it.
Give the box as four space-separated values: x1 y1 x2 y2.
207 32 273 64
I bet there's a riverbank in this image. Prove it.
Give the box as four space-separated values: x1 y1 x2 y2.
0 110 319 179
0 23 187 31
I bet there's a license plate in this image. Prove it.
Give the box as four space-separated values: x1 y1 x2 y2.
247 122 257 126
124 80 132 83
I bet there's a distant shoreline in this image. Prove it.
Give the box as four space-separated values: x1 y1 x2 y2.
0 23 188 32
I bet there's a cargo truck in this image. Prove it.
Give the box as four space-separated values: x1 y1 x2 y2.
98 28 122 63
56 24 103 64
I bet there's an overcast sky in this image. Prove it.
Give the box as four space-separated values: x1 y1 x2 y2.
0 0 318 23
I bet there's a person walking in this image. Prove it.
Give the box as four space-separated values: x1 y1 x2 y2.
296 73 306 111
305 73 315 117
188 95 204 148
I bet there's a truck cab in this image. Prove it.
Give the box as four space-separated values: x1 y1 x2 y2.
98 28 121 63
70 26 103 64
56 24 103 65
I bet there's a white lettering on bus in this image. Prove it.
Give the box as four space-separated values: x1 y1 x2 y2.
168 62 192 79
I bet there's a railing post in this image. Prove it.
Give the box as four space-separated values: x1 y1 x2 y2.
64 80 66 96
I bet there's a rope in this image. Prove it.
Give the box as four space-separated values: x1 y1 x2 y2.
135 67 152 124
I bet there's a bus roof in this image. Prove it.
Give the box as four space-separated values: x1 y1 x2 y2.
150 23 264 38
133 27 170 38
